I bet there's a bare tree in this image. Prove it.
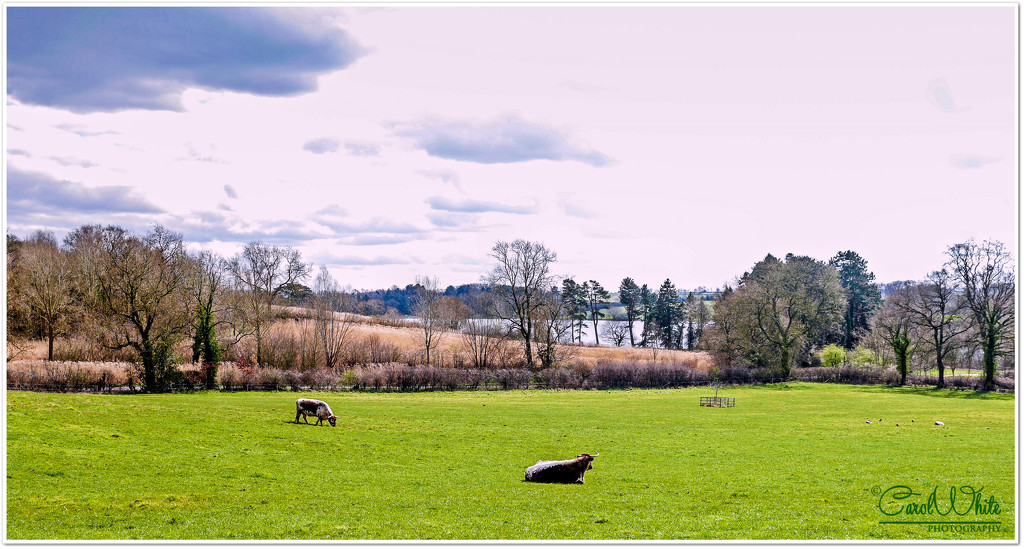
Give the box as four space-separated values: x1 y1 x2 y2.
460 289 509 369
16 237 79 360
6 235 28 361
226 242 310 366
904 269 972 388
946 239 1014 391
642 320 663 364
485 240 557 369
857 325 894 368
701 286 744 365
438 296 470 330
192 253 250 353
413 275 446 366
92 226 191 392
297 313 320 369
182 250 246 388
312 266 355 368
683 292 710 350
533 287 574 369
873 282 915 385
461 318 509 369
602 322 630 347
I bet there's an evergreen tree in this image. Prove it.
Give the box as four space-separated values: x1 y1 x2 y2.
192 308 222 389
654 279 681 349
560 278 589 344
829 250 882 349
638 283 656 346
585 280 611 345
618 277 641 347
684 292 701 350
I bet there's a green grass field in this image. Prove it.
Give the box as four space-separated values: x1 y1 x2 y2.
6 383 1015 540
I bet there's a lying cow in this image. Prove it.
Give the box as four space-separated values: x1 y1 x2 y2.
295 398 338 427
525 453 599 484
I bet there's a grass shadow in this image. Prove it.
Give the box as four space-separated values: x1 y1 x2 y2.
845 384 1014 401
285 420 332 426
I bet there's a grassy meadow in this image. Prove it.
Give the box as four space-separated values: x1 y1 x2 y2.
6 383 1014 540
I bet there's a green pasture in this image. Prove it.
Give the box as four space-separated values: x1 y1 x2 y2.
6 383 1014 540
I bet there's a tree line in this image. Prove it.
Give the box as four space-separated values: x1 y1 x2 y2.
479 239 1013 391
7 225 334 391
6 226 1014 393
700 244 1014 391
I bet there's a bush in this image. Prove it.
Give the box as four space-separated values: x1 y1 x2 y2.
259 368 283 390
5 357 1013 394
537 368 581 389
495 369 532 390
793 366 899 385
849 346 877 367
995 376 1015 392
819 345 847 368
364 334 404 364
52 337 136 363
261 329 300 369
219 364 242 390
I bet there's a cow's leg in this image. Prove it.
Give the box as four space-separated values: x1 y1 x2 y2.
296 411 301 423
303 414 310 424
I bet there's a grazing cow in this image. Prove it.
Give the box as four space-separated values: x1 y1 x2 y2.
524 453 599 484
295 398 338 427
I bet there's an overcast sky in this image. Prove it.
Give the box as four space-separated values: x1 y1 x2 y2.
5 6 1016 291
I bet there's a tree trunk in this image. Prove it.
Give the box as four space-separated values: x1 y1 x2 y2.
983 329 997 391
205 363 217 390
897 350 908 386
936 351 945 388
844 312 855 350
627 318 635 347
524 337 534 369
46 326 55 361
140 344 157 393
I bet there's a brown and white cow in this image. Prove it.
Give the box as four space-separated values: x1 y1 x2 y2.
524 453 599 484
295 398 338 426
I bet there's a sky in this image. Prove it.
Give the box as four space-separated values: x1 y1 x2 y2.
4 5 1017 291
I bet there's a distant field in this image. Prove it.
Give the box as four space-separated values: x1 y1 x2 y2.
7 384 1014 540
916 369 984 377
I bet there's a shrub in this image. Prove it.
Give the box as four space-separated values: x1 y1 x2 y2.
52 337 136 363
364 334 404 364
219 364 242 390
537 368 581 389
793 366 900 385
995 376 1015 392
819 344 847 368
261 329 300 369
495 369 532 390
849 345 877 367
259 368 283 390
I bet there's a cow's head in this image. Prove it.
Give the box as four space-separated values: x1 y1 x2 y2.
328 415 337 427
577 453 599 470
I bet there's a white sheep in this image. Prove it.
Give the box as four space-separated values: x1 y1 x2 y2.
295 398 338 427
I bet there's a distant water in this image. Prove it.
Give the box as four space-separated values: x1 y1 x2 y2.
462 318 646 348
